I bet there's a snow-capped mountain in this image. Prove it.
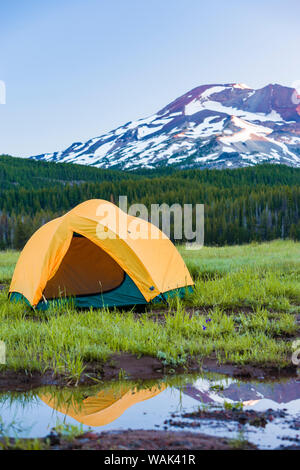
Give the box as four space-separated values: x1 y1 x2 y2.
31 83 300 170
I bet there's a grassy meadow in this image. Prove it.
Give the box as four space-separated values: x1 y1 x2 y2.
0 240 299 382
0 251 19 283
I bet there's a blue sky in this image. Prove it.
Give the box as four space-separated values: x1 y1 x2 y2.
1 0 300 156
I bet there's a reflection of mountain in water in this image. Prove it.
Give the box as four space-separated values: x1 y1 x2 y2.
183 377 300 411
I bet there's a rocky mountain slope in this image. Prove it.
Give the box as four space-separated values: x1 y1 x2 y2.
31 83 300 170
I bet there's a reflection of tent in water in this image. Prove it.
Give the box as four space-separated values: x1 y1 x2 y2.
40 384 165 427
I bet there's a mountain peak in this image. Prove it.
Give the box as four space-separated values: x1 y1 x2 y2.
231 83 252 89
31 82 300 170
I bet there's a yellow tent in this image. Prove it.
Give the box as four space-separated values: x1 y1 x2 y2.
9 200 193 309
40 384 166 427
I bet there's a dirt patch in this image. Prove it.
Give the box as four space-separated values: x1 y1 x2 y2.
104 354 297 382
103 353 167 379
1 429 256 450
0 353 297 393
165 407 287 429
0 354 198 392
201 356 297 380
0 284 7 291
101 353 201 380
0 370 69 393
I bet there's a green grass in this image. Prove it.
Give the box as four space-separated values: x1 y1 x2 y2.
179 239 300 279
0 251 19 283
0 240 299 380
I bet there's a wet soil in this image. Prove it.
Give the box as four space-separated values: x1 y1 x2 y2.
0 353 297 393
165 408 287 429
200 357 297 380
1 429 256 450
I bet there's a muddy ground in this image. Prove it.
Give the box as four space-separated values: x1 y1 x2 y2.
0 352 298 393
165 407 287 429
0 353 298 393
1 429 257 450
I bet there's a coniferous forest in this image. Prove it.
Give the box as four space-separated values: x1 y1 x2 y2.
0 154 300 249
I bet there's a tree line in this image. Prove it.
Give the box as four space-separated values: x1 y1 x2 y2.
1 155 300 249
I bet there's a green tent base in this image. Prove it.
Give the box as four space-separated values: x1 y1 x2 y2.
9 273 193 311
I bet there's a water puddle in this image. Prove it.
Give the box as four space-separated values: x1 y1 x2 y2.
0 372 299 449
